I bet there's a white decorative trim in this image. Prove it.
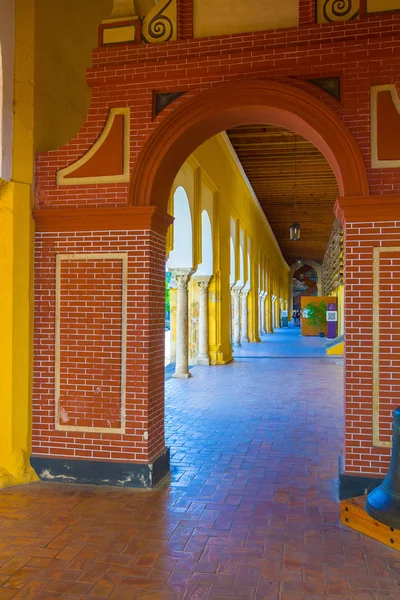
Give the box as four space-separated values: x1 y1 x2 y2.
57 108 130 186
372 246 400 448
371 84 400 169
55 252 128 434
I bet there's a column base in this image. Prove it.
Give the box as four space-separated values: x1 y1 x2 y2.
196 356 210 366
30 447 170 489
172 371 192 378
242 336 249 343
0 452 39 490
210 351 233 365
233 342 242 348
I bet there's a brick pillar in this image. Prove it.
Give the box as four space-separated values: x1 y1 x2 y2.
31 206 173 488
336 196 400 497
178 0 193 39
299 0 316 26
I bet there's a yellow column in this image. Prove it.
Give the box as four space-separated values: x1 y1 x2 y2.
0 0 38 488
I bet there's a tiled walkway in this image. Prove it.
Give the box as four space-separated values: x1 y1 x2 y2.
0 353 398 598
233 327 329 359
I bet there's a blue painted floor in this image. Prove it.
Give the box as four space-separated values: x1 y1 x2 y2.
233 325 331 359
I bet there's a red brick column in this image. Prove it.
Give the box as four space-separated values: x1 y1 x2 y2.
178 0 193 39
299 0 316 26
31 207 172 488
336 196 400 496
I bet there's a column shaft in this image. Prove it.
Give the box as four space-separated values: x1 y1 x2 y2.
241 290 249 343
232 286 243 347
195 276 212 365
171 270 193 378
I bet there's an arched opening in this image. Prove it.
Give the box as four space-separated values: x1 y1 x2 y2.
197 210 213 276
165 186 193 367
130 79 369 210
130 78 363 500
167 186 193 270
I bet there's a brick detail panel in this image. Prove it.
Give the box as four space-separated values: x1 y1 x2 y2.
377 250 400 445
178 0 193 39
57 255 126 433
33 229 166 463
299 0 315 25
343 221 400 476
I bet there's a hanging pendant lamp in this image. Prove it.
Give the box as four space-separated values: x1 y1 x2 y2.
290 133 301 241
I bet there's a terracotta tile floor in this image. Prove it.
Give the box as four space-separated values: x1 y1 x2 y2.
1 354 399 599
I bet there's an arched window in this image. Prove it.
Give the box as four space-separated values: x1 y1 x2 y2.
197 210 213 276
167 186 193 269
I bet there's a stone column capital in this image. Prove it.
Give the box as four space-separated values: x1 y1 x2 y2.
241 288 250 298
231 284 244 298
168 278 178 290
258 290 264 299
194 275 213 290
169 268 194 290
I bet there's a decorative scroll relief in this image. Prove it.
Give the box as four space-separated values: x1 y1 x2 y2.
57 108 130 186
371 85 400 169
55 253 128 434
366 0 400 14
372 247 400 448
317 0 360 23
0 0 15 182
142 0 177 43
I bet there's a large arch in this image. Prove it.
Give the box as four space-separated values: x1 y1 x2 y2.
130 79 369 211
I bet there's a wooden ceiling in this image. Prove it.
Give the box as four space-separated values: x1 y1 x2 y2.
226 124 339 266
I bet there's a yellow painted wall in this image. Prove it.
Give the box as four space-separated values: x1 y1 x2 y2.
0 0 38 488
34 0 112 151
367 0 400 13
193 0 298 38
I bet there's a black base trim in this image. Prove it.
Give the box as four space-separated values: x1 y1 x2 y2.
30 448 170 489
338 456 383 500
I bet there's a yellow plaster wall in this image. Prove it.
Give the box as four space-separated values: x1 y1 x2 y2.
34 0 112 152
366 0 400 13
193 0 298 38
0 0 38 488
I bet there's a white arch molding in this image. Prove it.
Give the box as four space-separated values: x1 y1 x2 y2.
0 0 15 182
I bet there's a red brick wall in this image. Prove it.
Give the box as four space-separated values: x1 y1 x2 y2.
33 229 166 463
344 220 400 476
58 256 124 431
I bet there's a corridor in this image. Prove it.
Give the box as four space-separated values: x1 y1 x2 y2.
0 355 398 599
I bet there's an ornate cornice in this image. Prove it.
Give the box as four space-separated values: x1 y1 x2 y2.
335 195 400 225
33 206 173 234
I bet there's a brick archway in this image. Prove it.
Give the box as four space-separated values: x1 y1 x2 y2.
130 79 369 210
